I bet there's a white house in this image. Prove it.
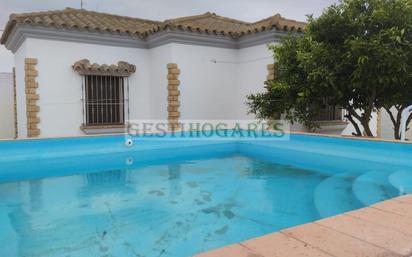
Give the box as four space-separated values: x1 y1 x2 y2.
0 8 314 138
11 7 410 140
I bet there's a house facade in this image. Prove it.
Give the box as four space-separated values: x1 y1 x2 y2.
2 8 352 139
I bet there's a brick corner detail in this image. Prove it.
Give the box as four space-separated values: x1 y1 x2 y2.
167 63 181 131
25 58 40 137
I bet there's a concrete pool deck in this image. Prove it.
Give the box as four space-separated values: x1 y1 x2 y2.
195 194 412 257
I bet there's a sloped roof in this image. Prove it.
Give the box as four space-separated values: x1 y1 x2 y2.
1 8 306 44
160 12 306 38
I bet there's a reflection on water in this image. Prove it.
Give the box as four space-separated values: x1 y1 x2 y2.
168 164 182 197
85 170 129 186
29 180 43 212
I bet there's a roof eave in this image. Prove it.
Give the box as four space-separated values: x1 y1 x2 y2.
0 19 17 45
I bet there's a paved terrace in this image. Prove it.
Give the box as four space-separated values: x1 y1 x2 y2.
195 194 412 257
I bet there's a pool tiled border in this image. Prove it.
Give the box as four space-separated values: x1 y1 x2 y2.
1 129 412 144
194 194 412 257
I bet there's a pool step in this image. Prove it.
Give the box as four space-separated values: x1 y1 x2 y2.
314 170 363 218
389 170 412 194
352 170 399 206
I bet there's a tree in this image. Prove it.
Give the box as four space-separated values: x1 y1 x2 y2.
247 0 412 137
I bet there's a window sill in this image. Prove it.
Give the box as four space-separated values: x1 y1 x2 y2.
80 124 127 134
314 120 348 126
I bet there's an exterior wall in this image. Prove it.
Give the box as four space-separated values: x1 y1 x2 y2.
0 72 15 139
340 108 412 139
380 108 395 139
14 41 28 137
170 43 274 121
170 43 239 120
17 38 151 137
237 44 273 120
379 107 412 140
10 37 349 138
342 110 378 137
12 36 399 138
148 44 173 120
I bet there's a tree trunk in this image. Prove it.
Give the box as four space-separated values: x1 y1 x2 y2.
361 119 374 137
347 108 374 137
385 106 405 140
345 112 362 136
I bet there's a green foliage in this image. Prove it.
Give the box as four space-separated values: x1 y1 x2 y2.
247 0 412 137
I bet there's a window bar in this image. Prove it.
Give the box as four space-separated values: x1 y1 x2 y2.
119 77 122 124
95 75 98 125
111 77 113 124
113 77 116 124
95 75 98 124
81 75 86 126
89 75 92 125
97 76 103 124
112 77 115 124
120 78 126 124
105 75 108 125
120 77 124 124
127 77 130 126
100 76 103 124
94 75 97 125
114 77 117 124
118 77 121 124
113 76 116 124
114 76 119 123
90 75 94 125
107 76 110 124
109 76 112 125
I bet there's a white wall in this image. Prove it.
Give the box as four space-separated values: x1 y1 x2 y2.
0 72 15 139
379 107 412 140
18 38 151 138
14 42 28 138
9 37 301 138
236 44 273 119
169 43 273 121
10 38 286 138
148 44 173 120
13 36 403 139
0 46 14 72
381 108 394 139
171 43 239 120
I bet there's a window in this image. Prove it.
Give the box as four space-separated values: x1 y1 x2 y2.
72 59 135 131
83 75 125 126
315 105 343 121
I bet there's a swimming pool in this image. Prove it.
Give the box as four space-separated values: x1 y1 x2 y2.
1 131 411 257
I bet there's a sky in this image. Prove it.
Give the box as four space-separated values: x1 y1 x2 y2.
0 0 338 72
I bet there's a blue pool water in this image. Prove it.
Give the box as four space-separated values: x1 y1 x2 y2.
1 132 412 257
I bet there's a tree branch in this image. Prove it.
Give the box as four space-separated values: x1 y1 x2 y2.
345 112 362 136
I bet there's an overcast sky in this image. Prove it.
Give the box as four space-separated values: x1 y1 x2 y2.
0 0 338 72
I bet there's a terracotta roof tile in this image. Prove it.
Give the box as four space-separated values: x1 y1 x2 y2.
160 12 250 38
159 12 306 38
1 8 306 44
